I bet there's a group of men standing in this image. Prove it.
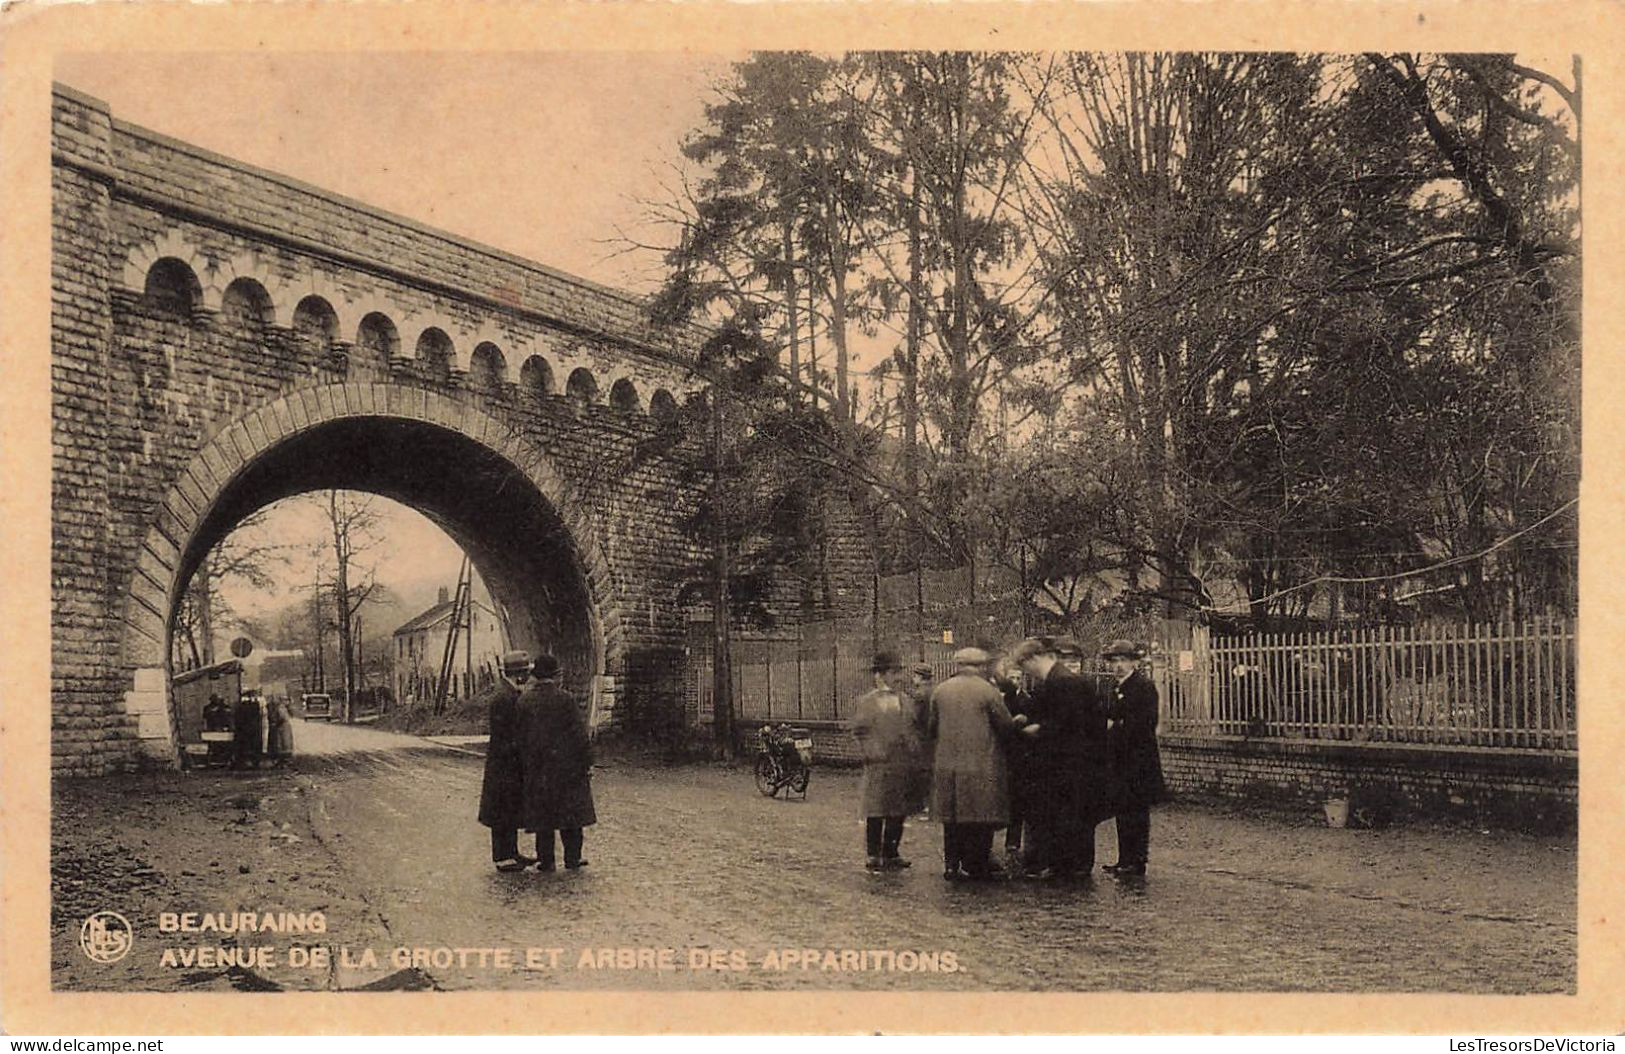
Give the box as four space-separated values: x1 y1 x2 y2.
476 650 598 873
849 636 1165 882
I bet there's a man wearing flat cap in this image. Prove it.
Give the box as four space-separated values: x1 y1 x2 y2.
1008 636 1111 880
928 647 1038 880
1102 640 1167 877
848 651 925 871
478 649 534 872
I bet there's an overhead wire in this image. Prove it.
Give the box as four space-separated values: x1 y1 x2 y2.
1227 497 1579 609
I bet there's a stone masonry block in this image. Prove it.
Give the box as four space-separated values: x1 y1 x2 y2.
131 667 165 692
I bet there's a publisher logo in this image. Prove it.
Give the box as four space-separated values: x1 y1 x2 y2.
79 910 133 963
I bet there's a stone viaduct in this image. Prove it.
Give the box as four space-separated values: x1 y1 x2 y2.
50 84 869 775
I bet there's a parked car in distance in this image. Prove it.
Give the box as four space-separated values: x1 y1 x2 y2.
301 692 333 721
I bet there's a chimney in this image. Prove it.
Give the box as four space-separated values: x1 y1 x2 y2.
438 586 450 606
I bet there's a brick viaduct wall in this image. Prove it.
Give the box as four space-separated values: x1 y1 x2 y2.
51 85 873 775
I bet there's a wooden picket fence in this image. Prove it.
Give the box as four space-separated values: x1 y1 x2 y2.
693 630 969 725
1159 618 1577 752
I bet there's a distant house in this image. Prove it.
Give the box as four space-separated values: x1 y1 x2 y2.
249 648 309 704
392 586 507 707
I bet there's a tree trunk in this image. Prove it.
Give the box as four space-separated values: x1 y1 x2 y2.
782 219 801 402
905 106 925 656
710 392 736 759
329 492 358 722
195 554 216 666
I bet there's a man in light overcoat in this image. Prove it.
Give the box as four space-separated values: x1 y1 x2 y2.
848 651 924 871
928 647 1038 880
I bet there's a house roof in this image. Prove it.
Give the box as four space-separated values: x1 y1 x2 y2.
393 595 495 637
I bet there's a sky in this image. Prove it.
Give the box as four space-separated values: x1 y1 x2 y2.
224 495 474 628
54 52 740 639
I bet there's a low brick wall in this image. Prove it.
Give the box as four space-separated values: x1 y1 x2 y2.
1160 734 1577 832
734 721 1577 832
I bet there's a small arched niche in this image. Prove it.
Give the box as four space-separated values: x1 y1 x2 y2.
649 388 679 423
566 367 599 406
416 327 455 380
293 295 339 353
609 378 642 413
144 258 203 319
220 277 275 328
520 355 555 398
470 342 508 389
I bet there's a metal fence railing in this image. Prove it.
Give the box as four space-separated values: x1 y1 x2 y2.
1159 618 1576 752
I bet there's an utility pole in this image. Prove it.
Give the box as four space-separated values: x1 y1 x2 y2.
311 564 326 693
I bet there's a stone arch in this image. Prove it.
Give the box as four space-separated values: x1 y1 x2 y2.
143 258 204 318
203 251 285 322
609 377 642 413
469 341 508 389
332 290 397 349
520 354 555 397
277 271 347 333
566 366 599 405
649 388 679 422
120 382 625 760
414 326 456 380
120 228 208 296
355 311 401 369
220 276 276 328
292 295 339 349
460 328 507 374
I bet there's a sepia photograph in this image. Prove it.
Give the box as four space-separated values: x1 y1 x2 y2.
5 4 1612 1032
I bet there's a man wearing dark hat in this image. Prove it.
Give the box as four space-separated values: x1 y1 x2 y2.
848 651 925 871
518 653 597 872
928 647 1036 880
231 686 266 770
1102 640 1167 877
478 649 534 872
1008 635 1111 880
1053 637 1087 676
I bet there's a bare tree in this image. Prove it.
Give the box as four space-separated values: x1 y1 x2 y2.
171 508 289 670
311 490 383 721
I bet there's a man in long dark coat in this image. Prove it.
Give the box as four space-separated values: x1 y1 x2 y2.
905 662 935 816
478 649 533 872
232 690 265 769
1010 636 1111 880
847 651 924 871
517 653 597 871
992 656 1035 864
1102 639 1167 877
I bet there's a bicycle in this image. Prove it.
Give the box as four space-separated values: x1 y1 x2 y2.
753 723 812 799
